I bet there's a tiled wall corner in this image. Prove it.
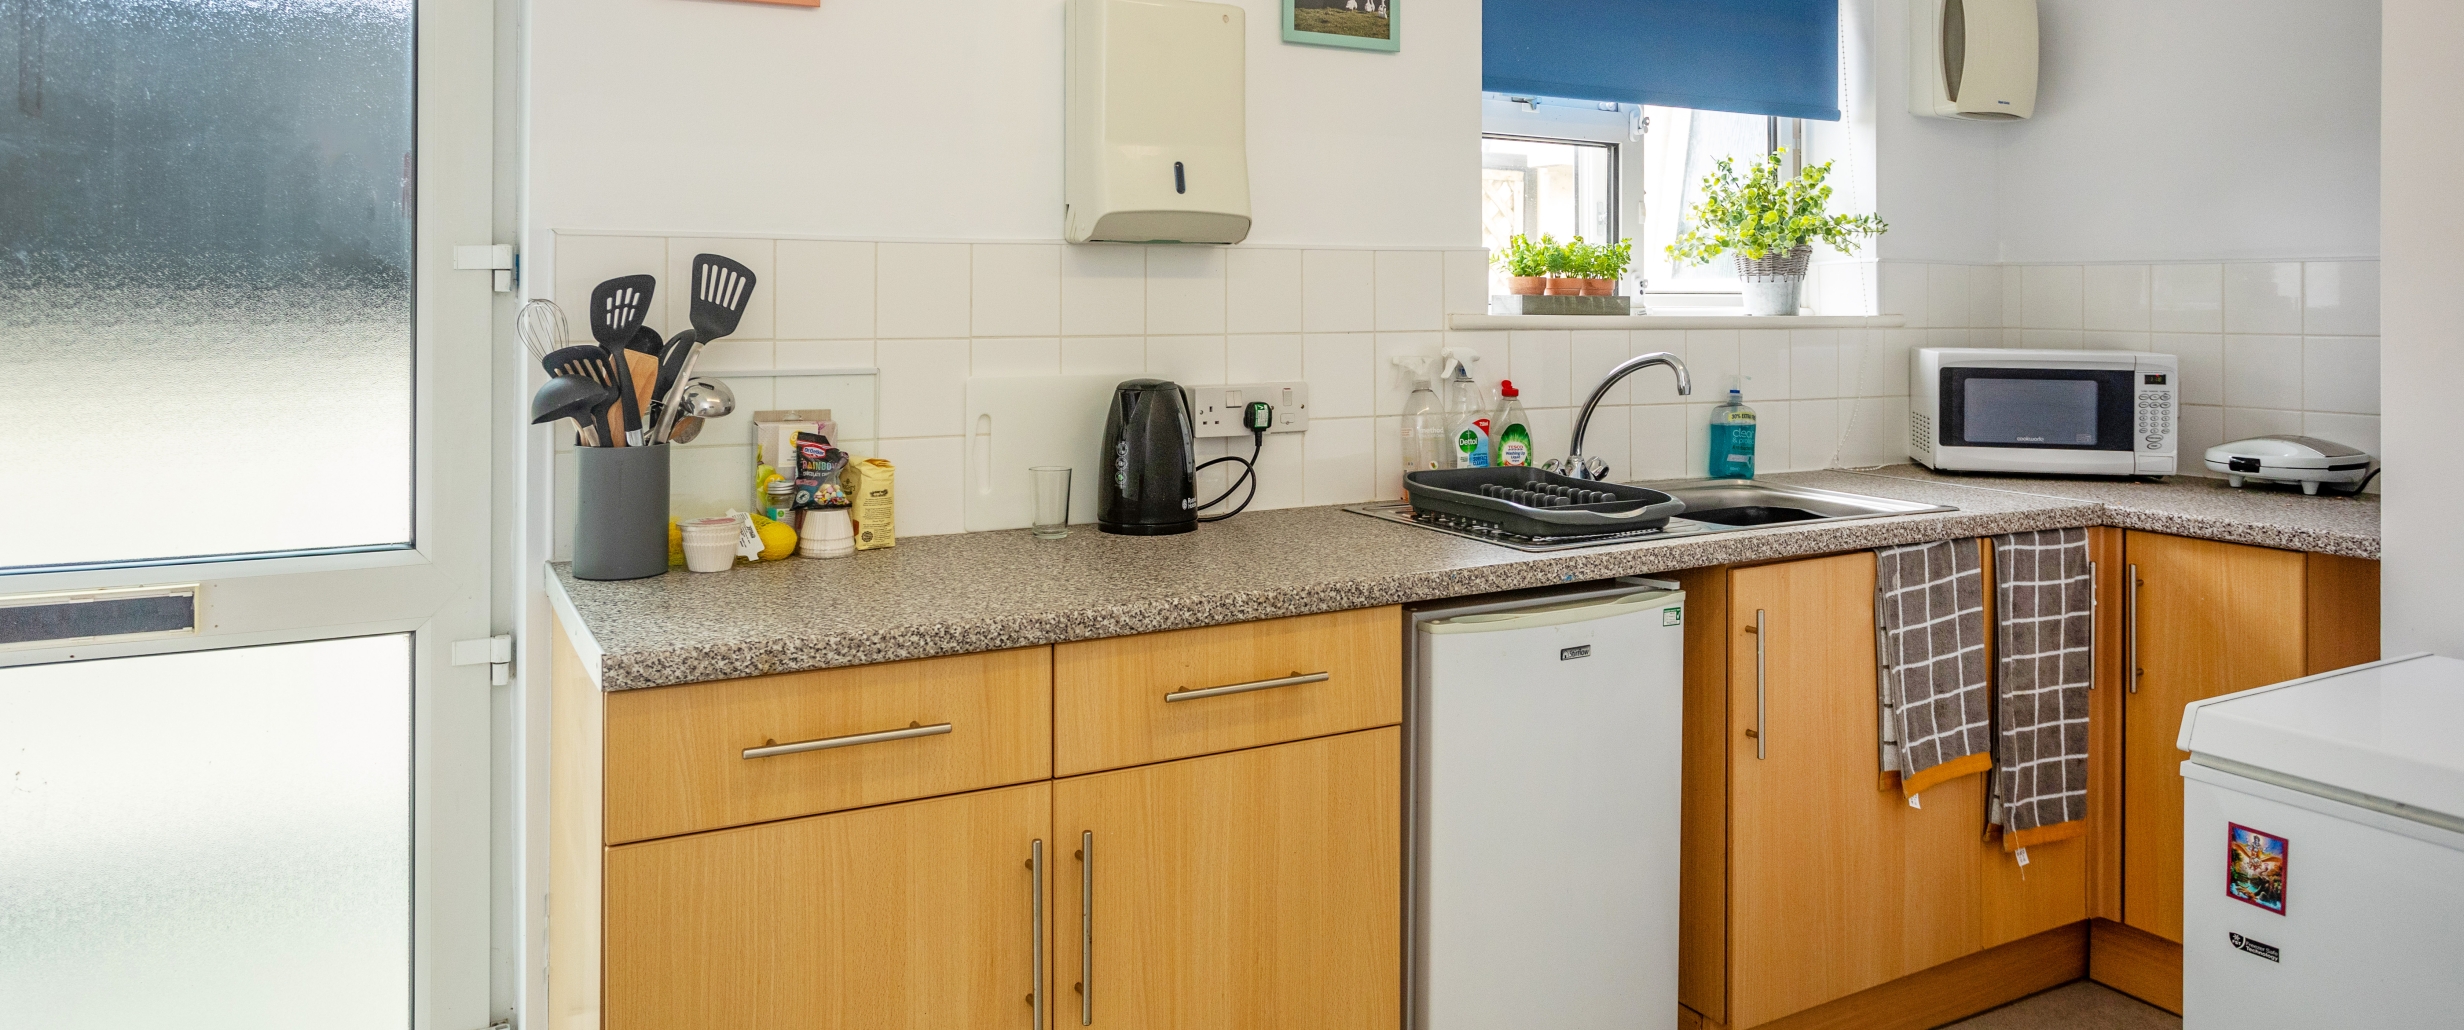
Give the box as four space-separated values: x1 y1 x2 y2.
1992 258 2382 480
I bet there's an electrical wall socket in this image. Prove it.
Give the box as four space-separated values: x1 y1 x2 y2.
1190 382 1310 438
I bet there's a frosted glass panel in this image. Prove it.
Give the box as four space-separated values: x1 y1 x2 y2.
0 635 411 1028
0 0 416 571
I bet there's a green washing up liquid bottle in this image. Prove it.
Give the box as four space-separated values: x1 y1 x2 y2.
1492 379 1532 466
1708 387 1757 479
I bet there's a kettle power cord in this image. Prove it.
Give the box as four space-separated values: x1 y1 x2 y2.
1197 402 1272 522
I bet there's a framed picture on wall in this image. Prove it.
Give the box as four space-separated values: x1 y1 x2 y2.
1282 0 1399 52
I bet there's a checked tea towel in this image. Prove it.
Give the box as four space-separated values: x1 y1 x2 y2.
1989 529 2094 848
1875 539 1993 796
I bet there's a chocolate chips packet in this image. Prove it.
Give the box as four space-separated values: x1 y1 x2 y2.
793 432 850 510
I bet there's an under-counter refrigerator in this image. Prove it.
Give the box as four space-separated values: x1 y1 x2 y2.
2178 653 2464 1028
1410 579 1686 1030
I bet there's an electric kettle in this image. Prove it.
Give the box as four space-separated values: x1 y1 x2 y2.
1098 378 1197 535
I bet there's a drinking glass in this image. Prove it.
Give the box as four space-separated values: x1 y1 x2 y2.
1031 466 1072 539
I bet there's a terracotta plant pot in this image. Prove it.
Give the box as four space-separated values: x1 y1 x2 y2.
1508 276 1546 296
1579 277 1615 296
1542 277 1583 295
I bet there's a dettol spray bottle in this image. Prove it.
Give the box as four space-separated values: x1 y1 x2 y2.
1708 382 1758 479
1492 379 1533 466
1442 353 1491 468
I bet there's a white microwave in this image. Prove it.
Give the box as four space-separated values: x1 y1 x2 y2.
1910 349 2178 476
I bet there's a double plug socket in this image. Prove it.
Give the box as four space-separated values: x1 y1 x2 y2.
1189 382 1311 439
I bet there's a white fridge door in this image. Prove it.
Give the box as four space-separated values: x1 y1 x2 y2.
2182 764 2464 1028
1416 588 1686 1030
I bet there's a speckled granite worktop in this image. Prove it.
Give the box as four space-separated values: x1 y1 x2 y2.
550 467 2377 691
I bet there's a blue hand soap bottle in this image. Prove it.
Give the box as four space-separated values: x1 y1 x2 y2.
1708 383 1757 479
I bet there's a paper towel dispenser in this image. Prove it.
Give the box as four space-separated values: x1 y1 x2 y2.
1910 0 2038 120
1065 0 1251 245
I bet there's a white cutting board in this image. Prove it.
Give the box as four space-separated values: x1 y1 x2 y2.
963 375 1122 532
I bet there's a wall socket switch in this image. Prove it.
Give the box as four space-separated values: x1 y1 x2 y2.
1190 382 1310 438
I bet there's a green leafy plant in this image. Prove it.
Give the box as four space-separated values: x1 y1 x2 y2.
1495 234 1551 277
1541 234 1578 277
1594 238 1634 280
1666 149 1887 266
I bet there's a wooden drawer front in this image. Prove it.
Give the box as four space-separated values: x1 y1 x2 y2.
603 647 1052 844
1052 607 1400 776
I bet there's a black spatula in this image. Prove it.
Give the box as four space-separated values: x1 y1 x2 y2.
588 275 656 446
651 254 759 442
542 345 618 446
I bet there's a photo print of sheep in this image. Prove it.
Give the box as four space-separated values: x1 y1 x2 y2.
1282 0 1399 51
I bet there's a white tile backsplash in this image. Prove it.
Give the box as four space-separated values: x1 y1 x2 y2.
2223 262 2304 334
970 244 1061 338
1302 250 1377 332
551 234 2387 556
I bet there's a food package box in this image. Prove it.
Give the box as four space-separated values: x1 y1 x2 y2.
842 458 895 550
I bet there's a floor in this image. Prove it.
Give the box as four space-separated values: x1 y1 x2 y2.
1940 981 2179 1030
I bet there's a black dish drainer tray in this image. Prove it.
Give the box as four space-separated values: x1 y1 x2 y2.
1402 467 1685 537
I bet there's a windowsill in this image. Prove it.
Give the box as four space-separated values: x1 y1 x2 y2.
1447 313 1910 330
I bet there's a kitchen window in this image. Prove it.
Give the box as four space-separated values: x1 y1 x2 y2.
1480 94 1794 305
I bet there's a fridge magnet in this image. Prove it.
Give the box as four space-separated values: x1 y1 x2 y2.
1283 0 1399 52
2227 823 2289 914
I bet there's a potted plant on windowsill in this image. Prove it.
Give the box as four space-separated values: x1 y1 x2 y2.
1542 236 1586 295
1498 234 1550 295
1586 238 1633 296
1667 150 1886 315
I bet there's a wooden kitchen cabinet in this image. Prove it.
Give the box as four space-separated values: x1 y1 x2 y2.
1680 549 2091 1030
2115 532 2379 945
602 782 1055 1030
1052 727 1402 1030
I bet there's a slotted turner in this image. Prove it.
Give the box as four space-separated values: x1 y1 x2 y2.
651 254 758 442
541 345 617 445
588 275 657 446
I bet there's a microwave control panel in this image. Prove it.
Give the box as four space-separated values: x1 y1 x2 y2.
2134 370 2176 473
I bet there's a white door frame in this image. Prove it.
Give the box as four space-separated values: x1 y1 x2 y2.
0 0 499 1024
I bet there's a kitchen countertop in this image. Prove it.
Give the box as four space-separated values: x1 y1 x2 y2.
550 467 2378 691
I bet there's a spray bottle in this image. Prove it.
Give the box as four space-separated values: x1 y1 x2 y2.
1391 354 1444 476
1440 348 1491 468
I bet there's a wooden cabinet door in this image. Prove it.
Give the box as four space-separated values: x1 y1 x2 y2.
2122 532 2305 942
1053 727 1401 1030
603 782 1054 1030
1728 554 1935 1028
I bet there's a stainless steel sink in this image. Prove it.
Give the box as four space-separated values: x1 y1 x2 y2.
1650 478 1956 528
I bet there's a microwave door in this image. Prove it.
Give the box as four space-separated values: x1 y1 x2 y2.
1940 368 2136 452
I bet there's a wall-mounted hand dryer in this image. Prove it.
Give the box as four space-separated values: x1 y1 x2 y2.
1910 0 2038 120
1065 0 1251 244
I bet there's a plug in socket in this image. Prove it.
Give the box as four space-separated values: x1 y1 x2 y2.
1190 382 1310 438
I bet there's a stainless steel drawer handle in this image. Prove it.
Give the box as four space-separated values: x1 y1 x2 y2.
1029 839 1046 1030
2128 563 2142 695
1751 609 1767 760
740 721 952 760
1163 671 1329 703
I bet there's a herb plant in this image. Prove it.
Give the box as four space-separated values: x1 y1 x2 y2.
1497 234 1551 277
1666 149 1887 266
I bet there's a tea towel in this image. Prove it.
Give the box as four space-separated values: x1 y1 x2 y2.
1990 529 2094 849
1875 539 1993 796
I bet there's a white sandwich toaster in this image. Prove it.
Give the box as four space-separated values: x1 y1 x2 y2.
2204 435 2379 495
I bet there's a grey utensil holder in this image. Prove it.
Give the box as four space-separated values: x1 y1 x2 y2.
574 446 671 581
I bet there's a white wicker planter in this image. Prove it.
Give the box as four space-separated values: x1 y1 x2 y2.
1734 244 1814 315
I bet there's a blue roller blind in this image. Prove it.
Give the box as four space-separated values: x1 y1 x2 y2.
1483 0 1841 121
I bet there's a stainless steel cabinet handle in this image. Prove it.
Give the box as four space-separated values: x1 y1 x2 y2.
1751 609 1767 760
1029 839 1046 1030
2127 563 2141 694
1163 671 1329 703
1077 831 1094 1026
740 721 951 760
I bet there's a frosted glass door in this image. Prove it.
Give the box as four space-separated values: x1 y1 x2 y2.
0 636 412 1028
0 0 495 1026
0 0 415 571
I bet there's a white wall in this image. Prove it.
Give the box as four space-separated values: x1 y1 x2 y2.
523 0 1479 257
2379 1 2464 657
1993 0 2380 264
